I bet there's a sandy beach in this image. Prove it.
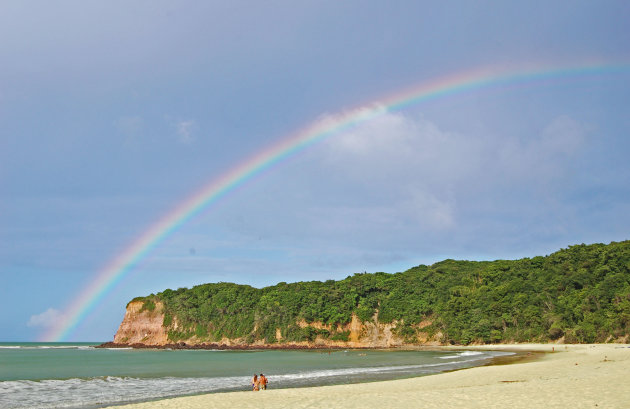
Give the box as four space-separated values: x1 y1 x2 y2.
108 344 630 409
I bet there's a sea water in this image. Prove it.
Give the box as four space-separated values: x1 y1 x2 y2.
0 343 513 409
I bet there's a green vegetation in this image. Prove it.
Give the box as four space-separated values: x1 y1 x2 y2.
138 298 156 312
136 241 630 345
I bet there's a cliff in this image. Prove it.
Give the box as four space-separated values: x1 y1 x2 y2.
114 300 169 345
113 300 441 348
109 240 630 348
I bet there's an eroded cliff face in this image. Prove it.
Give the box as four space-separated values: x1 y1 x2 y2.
292 313 407 347
113 300 169 345
112 300 442 347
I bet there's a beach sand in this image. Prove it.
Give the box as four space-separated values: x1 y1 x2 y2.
108 344 630 409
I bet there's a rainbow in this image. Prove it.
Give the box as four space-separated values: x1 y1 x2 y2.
42 61 629 341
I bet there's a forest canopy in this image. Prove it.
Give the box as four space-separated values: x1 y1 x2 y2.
133 241 630 345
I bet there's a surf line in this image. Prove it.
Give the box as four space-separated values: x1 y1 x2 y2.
42 61 629 342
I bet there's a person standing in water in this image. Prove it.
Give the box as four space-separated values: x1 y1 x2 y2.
251 374 258 391
259 373 267 390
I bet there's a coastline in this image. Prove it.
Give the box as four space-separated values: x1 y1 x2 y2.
105 343 630 408
96 341 377 350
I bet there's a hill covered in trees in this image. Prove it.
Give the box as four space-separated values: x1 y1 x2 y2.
124 241 630 346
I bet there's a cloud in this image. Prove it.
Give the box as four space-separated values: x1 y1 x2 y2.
320 109 480 182
250 108 591 249
198 108 588 251
319 109 587 191
27 308 66 328
176 120 197 144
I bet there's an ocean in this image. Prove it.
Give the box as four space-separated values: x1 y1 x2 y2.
0 343 513 409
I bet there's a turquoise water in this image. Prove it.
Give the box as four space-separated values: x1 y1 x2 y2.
0 343 512 409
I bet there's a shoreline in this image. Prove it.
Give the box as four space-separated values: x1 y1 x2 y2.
105 343 630 408
93 341 561 352
96 341 378 350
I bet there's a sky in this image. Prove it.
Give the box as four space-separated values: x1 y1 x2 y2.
1 1 629 342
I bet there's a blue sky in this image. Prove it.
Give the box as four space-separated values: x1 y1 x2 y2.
1 1 629 341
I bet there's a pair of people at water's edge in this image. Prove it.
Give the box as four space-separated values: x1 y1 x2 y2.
252 373 268 391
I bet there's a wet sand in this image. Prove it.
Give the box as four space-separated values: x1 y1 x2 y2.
107 344 630 409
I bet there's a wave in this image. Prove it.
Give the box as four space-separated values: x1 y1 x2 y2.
0 376 245 409
274 358 488 382
0 345 96 350
438 351 486 359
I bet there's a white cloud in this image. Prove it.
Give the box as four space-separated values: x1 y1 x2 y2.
320 109 484 185
319 108 587 190
176 120 197 144
271 108 590 240
27 308 66 328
